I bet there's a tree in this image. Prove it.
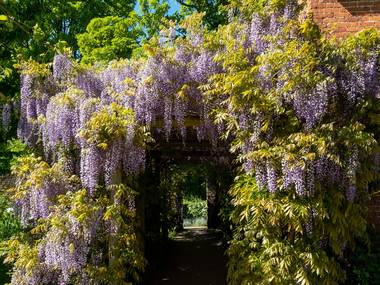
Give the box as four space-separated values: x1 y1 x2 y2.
138 0 172 40
0 0 135 98
77 15 142 64
176 0 230 29
0 0 135 59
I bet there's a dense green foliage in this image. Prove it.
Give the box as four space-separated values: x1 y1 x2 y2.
183 196 207 224
349 235 380 285
0 139 28 175
77 15 142 64
0 0 135 95
0 184 22 284
138 0 173 40
177 0 229 29
0 191 20 241
228 175 354 284
159 165 208 230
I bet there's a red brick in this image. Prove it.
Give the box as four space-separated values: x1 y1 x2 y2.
368 192 380 232
309 0 380 37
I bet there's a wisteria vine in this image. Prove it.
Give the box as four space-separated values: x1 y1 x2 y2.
7 0 380 284
213 0 380 284
9 17 225 284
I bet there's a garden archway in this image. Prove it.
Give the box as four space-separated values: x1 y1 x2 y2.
139 122 233 284
140 122 231 235
6 1 380 284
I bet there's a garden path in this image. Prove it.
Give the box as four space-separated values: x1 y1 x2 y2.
147 227 227 285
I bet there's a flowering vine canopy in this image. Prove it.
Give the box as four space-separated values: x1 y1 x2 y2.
2 0 380 284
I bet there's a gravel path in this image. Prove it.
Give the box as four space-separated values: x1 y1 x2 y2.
147 227 227 285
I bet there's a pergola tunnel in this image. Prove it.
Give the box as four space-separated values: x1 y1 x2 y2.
148 162 230 230
142 153 232 285
143 147 231 231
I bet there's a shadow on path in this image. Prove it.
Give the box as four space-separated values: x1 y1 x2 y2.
147 227 227 285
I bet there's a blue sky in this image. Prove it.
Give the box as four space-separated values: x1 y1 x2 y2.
134 0 181 15
168 0 181 15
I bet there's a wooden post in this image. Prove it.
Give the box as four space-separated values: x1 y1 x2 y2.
207 175 219 229
176 189 184 231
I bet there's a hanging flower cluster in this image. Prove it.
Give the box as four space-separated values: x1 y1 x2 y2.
17 28 223 190
7 185 143 285
212 1 380 202
209 0 380 284
8 155 73 226
0 103 12 131
9 15 226 285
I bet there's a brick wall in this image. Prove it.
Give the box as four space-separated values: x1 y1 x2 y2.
368 192 380 232
310 0 380 37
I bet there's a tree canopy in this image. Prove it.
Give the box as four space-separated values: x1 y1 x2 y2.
77 15 142 64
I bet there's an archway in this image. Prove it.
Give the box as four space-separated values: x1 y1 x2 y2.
141 127 233 284
6 1 380 284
